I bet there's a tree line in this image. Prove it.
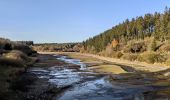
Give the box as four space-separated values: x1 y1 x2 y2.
83 7 170 52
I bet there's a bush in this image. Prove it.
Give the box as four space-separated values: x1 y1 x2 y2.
137 52 166 64
121 53 138 61
104 44 113 57
112 52 123 58
33 43 81 52
3 50 29 63
0 38 12 50
123 40 147 53
12 43 34 56
148 38 157 51
0 57 24 67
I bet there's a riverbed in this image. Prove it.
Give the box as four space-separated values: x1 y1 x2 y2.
26 54 170 100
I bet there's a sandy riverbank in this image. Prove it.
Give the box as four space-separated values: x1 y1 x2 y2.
39 52 170 72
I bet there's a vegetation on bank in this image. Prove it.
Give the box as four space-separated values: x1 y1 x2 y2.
33 43 82 52
81 7 170 66
0 38 37 100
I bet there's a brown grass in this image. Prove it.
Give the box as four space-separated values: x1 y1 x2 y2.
0 58 25 67
158 42 170 52
89 65 127 74
137 52 166 64
3 50 29 62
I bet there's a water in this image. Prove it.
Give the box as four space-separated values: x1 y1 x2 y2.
57 56 87 70
27 55 168 100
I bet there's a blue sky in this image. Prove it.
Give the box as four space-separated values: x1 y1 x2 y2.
0 0 169 43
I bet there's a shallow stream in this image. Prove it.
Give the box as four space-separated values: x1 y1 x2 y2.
28 55 168 100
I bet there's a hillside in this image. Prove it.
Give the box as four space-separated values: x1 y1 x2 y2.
82 7 170 66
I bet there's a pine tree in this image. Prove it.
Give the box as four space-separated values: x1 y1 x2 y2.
83 7 170 53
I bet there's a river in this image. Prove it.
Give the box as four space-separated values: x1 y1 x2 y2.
27 55 170 100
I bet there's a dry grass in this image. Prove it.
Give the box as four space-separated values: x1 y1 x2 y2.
137 52 166 64
111 51 123 58
66 53 104 63
88 65 127 74
0 50 37 67
158 42 170 52
0 59 25 97
3 50 30 63
0 58 25 67
165 59 170 66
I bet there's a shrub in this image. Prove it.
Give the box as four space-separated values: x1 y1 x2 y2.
137 52 166 64
112 52 123 58
148 38 157 51
123 40 147 53
98 50 105 56
121 53 138 61
12 43 33 56
104 44 113 57
3 50 29 62
111 39 119 48
33 43 81 52
0 38 12 50
86 46 96 54
0 57 24 67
